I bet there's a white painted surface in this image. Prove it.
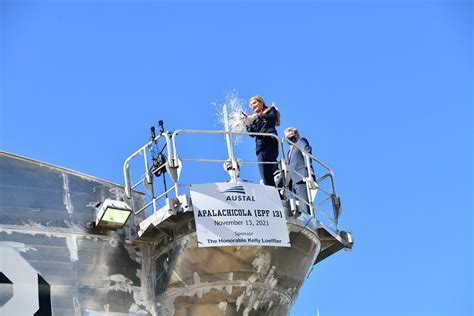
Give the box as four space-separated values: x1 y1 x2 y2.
191 182 290 247
0 246 39 315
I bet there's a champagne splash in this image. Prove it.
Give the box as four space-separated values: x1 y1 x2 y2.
213 89 247 145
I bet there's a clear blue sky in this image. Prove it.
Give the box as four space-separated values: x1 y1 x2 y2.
1 0 472 315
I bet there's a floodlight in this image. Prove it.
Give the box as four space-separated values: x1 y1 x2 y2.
95 199 132 229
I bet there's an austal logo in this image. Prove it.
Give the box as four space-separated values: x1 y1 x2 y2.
221 186 256 202
221 185 246 194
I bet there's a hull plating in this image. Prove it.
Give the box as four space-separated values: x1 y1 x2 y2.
0 152 320 315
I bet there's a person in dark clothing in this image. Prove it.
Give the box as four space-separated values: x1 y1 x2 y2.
242 95 280 186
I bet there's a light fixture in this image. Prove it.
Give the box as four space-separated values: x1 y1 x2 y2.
95 199 132 229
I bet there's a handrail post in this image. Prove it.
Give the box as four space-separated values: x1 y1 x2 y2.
164 132 173 166
302 154 313 217
123 160 132 200
222 105 238 183
143 149 152 185
169 132 180 196
171 131 179 169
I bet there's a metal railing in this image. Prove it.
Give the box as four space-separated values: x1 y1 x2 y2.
123 133 179 216
123 129 342 230
282 137 342 229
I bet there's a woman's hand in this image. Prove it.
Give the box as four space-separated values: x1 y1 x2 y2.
241 113 256 126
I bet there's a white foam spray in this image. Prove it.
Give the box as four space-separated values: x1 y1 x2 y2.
213 89 247 145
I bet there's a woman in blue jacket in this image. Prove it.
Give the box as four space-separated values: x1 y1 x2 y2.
244 96 280 186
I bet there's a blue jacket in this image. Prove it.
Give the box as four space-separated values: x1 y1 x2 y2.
246 107 279 153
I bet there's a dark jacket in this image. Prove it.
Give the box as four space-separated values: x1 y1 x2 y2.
246 106 279 153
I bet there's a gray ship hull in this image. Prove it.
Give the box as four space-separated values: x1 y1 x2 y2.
0 151 347 315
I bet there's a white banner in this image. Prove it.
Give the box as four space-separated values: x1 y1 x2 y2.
190 182 290 247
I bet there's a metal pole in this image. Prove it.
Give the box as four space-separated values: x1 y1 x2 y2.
304 154 314 217
223 105 237 183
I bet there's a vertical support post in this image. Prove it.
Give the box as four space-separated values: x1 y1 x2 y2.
304 154 314 217
124 162 132 200
166 133 180 197
223 105 237 183
143 149 152 185
143 148 158 214
279 141 289 187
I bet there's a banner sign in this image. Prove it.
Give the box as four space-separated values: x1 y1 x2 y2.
190 182 290 247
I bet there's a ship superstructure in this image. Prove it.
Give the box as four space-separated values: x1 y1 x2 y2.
0 123 352 315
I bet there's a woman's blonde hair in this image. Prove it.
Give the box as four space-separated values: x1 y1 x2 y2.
266 102 281 126
249 95 266 106
250 96 280 126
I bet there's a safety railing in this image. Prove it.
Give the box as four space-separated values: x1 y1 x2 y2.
171 129 286 183
123 133 180 216
123 129 342 230
282 138 342 230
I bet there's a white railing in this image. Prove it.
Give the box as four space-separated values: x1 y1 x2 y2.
123 129 342 230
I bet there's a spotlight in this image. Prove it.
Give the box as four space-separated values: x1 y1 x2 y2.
95 199 132 229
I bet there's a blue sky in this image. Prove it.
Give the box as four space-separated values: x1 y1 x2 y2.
1 0 472 315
